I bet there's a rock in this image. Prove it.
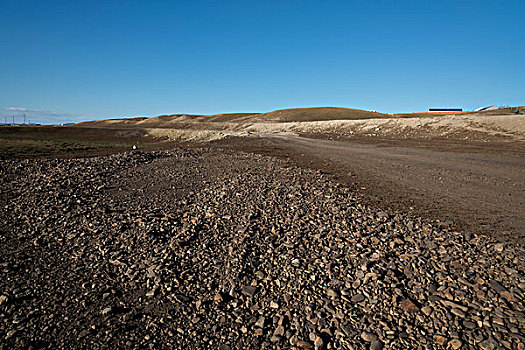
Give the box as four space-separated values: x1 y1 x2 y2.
377 211 389 219
479 339 496 350
297 340 314 349
370 340 384 350
490 281 507 293
314 336 324 349
448 339 463 349
327 289 338 298
270 335 281 343
5 330 17 340
434 335 448 346
255 316 266 328
463 320 476 329
241 285 257 297
451 308 466 318
1 148 523 349
440 300 468 312
351 294 365 303
361 331 377 342
399 298 419 313
274 325 285 337
421 305 432 316
214 292 223 303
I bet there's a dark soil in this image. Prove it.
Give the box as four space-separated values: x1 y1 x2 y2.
1 149 523 349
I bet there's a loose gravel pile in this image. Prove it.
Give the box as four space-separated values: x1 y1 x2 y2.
0 149 523 349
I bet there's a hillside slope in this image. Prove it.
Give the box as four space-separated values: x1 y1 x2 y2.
77 107 386 128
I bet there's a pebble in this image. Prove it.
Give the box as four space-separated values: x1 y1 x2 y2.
0 149 522 349
370 340 384 350
255 316 266 329
241 286 257 298
351 294 365 303
448 339 463 349
361 331 377 342
399 298 419 313
297 340 314 349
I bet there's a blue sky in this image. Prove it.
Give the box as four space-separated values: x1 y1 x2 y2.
1 0 524 123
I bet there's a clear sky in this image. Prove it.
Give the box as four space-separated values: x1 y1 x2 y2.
1 0 524 124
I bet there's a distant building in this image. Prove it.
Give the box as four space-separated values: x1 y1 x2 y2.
429 108 463 112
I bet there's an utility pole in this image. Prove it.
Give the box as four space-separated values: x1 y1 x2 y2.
23 114 26 125
12 115 15 125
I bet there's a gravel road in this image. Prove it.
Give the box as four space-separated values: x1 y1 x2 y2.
1 149 524 349
215 134 525 243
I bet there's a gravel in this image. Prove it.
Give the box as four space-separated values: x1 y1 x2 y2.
0 148 523 349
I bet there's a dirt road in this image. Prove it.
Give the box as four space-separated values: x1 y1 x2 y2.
216 134 525 242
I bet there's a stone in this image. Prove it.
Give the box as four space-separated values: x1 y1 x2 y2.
451 308 466 318
421 305 432 316
361 331 377 342
463 320 476 329
241 286 257 297
2 147 523 349
479 339 496 350
400 298 419 313
370 340 384 350
490 281 507 293
214 292 223 303
5 330 17 340
274 325 285 337
448 339 463 349
314 336 324 350
255 316 266 328
434 335 448 346
351 294 365 303
270 335 281 343
327 289 338 298
297 340 314 349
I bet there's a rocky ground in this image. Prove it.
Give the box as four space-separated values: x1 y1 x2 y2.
0 149 524 349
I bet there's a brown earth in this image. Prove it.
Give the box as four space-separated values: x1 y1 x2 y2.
2 122 524 244
1 121 524 349
1 149 524 349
